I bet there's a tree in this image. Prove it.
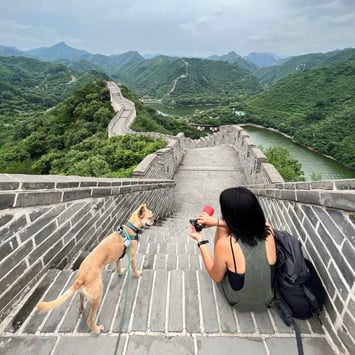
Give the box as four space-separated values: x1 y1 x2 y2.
264 146 305 182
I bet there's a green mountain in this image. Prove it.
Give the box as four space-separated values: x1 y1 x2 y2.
255 48 355 87
247 61 355 168
6 43 260 106
208 51 259 72
243 52 285 68
116 56 262 106
0 45 28 57
84 51 144 74
27 42 90 62
0 56 109 113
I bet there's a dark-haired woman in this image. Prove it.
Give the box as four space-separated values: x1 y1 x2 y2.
189 186 276 311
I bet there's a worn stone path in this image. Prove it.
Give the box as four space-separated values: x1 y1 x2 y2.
0 146 337 354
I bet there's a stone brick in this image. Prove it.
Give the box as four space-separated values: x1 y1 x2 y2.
0 260 26 296
314 206 345 245
335 179 355 190
310 181 333 190
131 269 154 331
62 188 92 202
296 190 321 205
92 187 112 197
119 185 133 194
0 236 18 260
0 261 41 312
0 240 33 279
0 214 13 227
326 208 355 246
0 336 56 355
33 221 58 245
319 223 354 288
337 325 355 354
320 191 355 212
15 191 62 208
168 270 183 332
266 337 335 355
126 335 193 355
341 240 355 274
48 239 75 269
57 201 86 225
29 228 61 264
0 174 20 190
22 181 55 190
302 205 318 227
56 181 80 189
0 215 26 242
19 206 64 243
199 271 219 333
29 207 51 222
0 193 15 209
329 261 349 302
304 218 331 264
281 189 297 201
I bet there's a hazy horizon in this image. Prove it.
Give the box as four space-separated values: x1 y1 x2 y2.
1 0 354 58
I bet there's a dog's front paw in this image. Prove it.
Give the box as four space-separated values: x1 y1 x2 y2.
133 270 142 278
117 267 125 276
92 324 104 336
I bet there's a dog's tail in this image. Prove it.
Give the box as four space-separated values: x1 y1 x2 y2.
36 280 82 313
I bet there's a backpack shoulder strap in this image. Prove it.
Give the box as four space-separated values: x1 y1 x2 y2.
292 319 304 355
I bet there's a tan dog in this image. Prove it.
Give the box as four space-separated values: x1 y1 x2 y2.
36 203 154 335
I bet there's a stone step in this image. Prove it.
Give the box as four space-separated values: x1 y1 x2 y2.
4 265 324 338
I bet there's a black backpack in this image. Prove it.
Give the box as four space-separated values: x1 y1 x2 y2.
273 230 326 355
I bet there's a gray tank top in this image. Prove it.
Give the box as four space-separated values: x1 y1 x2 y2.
217 237 273 312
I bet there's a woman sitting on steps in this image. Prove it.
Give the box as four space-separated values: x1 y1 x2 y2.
189 186 276 311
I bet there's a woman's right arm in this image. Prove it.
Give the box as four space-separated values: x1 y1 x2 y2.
197 213 227 229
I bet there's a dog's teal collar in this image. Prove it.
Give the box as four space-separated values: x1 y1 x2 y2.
124 221 140 235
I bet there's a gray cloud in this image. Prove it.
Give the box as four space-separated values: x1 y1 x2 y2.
0 0 354 57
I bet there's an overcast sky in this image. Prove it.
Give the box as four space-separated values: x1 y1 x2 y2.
0 0 354 58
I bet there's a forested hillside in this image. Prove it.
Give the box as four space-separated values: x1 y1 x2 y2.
116 56 261 106
255 48 355 87
0 56 109 113
0 80 167 177
247 62 355 167
165 58 261 106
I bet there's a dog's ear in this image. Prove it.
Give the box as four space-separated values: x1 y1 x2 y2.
138 205 146 218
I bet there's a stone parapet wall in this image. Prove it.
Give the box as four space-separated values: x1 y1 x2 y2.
249 180 355 354
0 174 175 323
132 125 283 184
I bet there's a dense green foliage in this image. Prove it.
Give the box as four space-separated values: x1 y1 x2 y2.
119 86 205 139
0 56 109 113
33 133 166 177
262 146 305 182
255 48 355 87
165 58 261 106
115 56 261 106
246 62 355 168
0 80 166 177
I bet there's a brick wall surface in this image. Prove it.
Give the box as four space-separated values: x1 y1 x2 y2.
0 174 175 322
249 180 355 354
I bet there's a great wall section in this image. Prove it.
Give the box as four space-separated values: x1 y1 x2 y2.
0 81 353 354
